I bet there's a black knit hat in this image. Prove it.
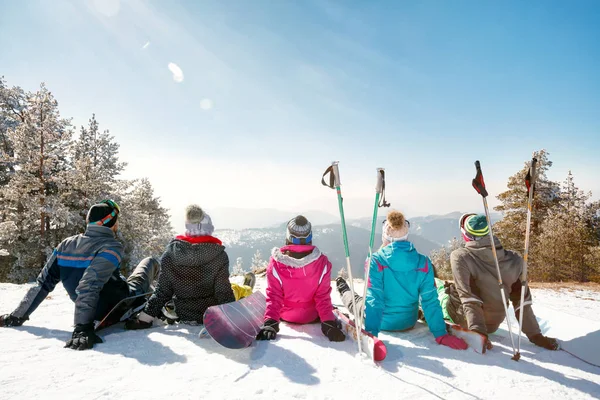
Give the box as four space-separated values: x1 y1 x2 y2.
286 215 312 245
87 202 119 227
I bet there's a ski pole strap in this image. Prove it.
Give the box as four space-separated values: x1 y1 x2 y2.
514 301 533 313
378 169 391 208
472 160 489 198
321 166 335 189
525 157 538 194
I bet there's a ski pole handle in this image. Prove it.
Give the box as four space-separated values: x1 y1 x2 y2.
376 168 385 194
321 162 339 189
525 157 538 194
472 160 489 198
331 161 341 187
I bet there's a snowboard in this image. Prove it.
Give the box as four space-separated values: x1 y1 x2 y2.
333 308 387 361
445 321 487 354
94 292 152 332
203 291 267 349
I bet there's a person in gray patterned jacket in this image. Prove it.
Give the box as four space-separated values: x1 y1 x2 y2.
0 200 160 350
445 213 559 352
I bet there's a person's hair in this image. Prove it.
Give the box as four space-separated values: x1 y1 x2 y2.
386 210 406 229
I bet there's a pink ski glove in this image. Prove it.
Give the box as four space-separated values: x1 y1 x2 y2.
436 334 468 350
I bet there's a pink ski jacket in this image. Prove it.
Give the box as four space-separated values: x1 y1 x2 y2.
264 245 336 324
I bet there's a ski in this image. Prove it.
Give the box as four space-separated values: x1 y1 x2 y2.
445 322 487 354
333 308 387 361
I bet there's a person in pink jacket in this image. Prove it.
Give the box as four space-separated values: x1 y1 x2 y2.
256 215 345 342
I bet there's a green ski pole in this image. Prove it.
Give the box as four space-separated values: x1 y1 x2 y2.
321 161 363 356
358 169 390 326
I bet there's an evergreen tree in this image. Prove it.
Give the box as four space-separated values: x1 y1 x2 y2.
535 172 597 282
117 178 173 274
0 83 73 282
232 256 244 275
251 249 267 273
67 114 126 233
0 77 26 220
430 237 463 280
493 150 560 276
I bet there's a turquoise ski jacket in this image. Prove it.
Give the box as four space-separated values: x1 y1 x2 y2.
364 241 447 338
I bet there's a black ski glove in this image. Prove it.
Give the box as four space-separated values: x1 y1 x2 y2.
321 320 346 342
256 319 279 341
529 333 559 350
0 314 27 327
64 323 104 350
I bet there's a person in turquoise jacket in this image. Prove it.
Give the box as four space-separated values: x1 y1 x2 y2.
336 210 467 350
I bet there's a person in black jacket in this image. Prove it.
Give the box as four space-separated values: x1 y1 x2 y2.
0 200 160 350
126 205 250 329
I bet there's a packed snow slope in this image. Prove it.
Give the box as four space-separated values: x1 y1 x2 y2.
1 279 599 400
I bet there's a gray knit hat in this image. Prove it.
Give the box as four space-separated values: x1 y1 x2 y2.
286 215 312 245
185 204 214 236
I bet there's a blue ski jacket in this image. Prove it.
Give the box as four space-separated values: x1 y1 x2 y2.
364 241 447 338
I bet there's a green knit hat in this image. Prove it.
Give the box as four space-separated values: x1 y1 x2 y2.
464 214 489 237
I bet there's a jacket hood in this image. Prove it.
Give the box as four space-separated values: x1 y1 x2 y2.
271 245 322 268
465 235 506 264
169 237 225 267
377 241 424 272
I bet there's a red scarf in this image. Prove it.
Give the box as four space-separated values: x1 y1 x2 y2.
175 235 222 245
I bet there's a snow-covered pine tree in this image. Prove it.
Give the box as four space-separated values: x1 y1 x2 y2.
0 83 74 282
232 256 244 275
117 178 173 274
430 237 463 280
536 171 597 282
251 249 267 273
67 114 126 232
493 150 560 278
0 77 26 221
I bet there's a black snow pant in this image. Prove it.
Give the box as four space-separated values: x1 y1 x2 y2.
95 257 161 320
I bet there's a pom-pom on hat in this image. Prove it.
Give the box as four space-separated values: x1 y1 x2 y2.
185 204 214 236
286 215 312 245
382 210 409 245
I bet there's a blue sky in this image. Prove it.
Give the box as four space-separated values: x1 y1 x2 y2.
1 0 599 227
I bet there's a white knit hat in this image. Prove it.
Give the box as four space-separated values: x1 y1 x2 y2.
185 204 214 236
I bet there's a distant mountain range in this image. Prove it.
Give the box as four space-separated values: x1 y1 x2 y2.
215 210 503 277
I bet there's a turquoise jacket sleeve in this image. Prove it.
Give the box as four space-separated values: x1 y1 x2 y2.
419 257 447 338
364 254 385 336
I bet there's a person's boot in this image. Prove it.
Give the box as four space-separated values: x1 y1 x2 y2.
243 272 256 290
336 277 350 295
161 300 178 324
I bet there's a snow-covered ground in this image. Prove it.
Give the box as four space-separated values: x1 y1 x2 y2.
1 279 599 400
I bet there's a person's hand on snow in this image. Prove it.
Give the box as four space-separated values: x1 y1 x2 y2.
64 323 103 350
484 338 494 353
256 319 279 341
529 333 559 350
125 311 153 330
321 320 346 342
0 314 27 327
435 334 468 350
